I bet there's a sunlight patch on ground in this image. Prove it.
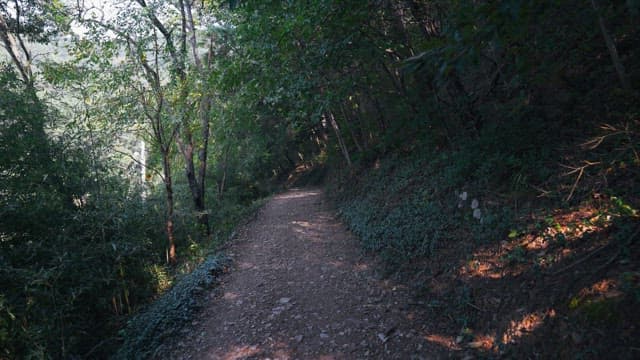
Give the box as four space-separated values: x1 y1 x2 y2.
467 333 496 351
460 205 614 280
571 278 623 306
223 291 239 301
523 234 549 251
270 341 293 360
277 190 320 200
586 279 621 297
291 220 327 243
237 261 255 270
425 331 494 352
219 345 262 360
460 253 505 279
501 309 555 345
424 333 460 350
291 220 313 228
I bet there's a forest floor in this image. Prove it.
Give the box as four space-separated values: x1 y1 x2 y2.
166 188 451 359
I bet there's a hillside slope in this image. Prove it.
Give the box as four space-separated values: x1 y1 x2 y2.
326 150 640 358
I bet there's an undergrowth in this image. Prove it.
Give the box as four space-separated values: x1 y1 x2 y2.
114 255 230 359
326 134 546 271
323 101 639 358
112 196 266 359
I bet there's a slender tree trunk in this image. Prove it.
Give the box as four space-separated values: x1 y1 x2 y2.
217 165 227 202
161 148 177 264
196 94 212 235
339 104 363 153
0 12 32 85
176 133 209 235
352 96 370 151
369 94 388 133
217 145 230 201
590 0 631 91
379 60 420 116
327 111 352 167
140 0 212 236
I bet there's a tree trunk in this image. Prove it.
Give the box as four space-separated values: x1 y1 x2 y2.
369 95 388 134
327 111 352 167
176 133 210 236
142 0 212 236
161 148 177 265
590 0 631 91
175 108 211 236
339 104 363 153
217 145 230 201
196 94 212 235
0 12 33 85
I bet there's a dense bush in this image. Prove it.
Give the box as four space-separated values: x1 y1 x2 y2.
0 81 167 356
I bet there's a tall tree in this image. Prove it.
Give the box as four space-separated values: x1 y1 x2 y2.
133 0 216 235
72 0 223 254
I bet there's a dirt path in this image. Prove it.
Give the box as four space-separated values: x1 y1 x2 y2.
168 188 444 359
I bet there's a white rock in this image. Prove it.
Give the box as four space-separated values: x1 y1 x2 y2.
473 208 482 219
460 191 468 201
279 297 291 304
471 199 479 209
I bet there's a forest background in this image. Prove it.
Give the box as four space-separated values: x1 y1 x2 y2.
1 0 638 358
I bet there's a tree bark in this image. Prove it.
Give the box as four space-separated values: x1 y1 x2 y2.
0 11 32 85
339 104 363 153
590 0 631 91
142 0 213 236
217 143 232 201
161 147 177 265
327 111 352 167
175 131 209 235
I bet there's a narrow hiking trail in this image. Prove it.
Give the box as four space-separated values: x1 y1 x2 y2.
168 188 446 359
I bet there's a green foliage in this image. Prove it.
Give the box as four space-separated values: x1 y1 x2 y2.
0 195 165 358
0 0 68 43
114 255 229 359
1 0 638 356
328 146 518 269
324 104 568 269
575 298 622 325
502 245 528 265
0 65 164 358
620 271 640 303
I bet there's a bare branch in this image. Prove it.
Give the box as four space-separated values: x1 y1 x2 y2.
135 0 185 79
560 161 600 201
183 0 201 69
0 11 32 83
